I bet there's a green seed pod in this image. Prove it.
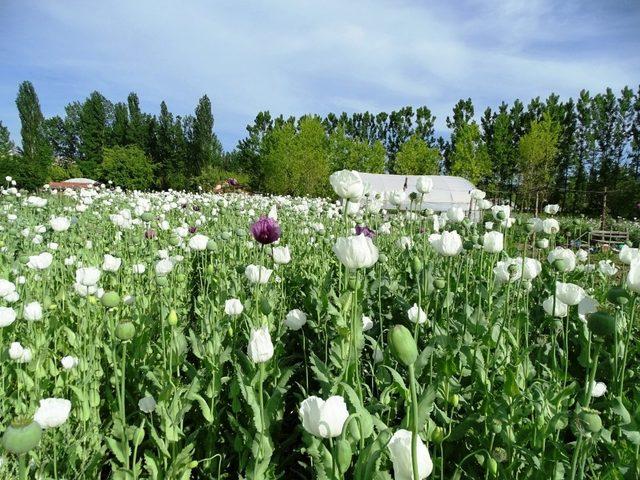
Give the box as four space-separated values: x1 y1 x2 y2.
227 326 234 337
235 228 245 237
606 286 630 306
156 276 169 287
206 240 217 251
388 325 418 367
221 231 232 241
495 211 506 220
577 408 602 433
19 255 29 264
525 222 535 233
553 259 567 271
587 311 616 338
115 321 136 341
101 291 120 308
169 236 181 246
1 419 42 454
188 460 199 469
335 439 352 474
434 278 446 289
260 297 272 315
176 273 186 283
463 240 474 251
378 253 387 263
206 264 214 275
167 309 178 326
140 212 154 222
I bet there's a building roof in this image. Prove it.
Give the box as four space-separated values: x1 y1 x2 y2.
357 172 475 211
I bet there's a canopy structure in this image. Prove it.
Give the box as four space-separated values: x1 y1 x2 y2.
358 172 476 212
49 178 97 189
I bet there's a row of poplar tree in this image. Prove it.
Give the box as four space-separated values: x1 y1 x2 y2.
1 81 639 216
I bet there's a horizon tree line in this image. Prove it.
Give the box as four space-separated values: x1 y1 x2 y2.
0 81 639 216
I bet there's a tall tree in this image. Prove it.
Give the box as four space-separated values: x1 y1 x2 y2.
110 102 129 147
189 95 221 177
15 81 52 187
449 122 491 185
78 91 108 177
126 92 147 148
518 112 560 206
0 121 15 159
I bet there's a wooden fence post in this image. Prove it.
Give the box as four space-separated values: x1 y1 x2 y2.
601 187 607 230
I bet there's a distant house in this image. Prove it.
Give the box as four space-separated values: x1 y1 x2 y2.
49 178 97 190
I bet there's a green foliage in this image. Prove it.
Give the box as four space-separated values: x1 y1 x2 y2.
99 145 154 190
450 122 491 184
192 164 251 191
328 127 385 173
393 134 440 175
518 112 560 203
78 91 108 177
260 116 331 196
15 81 52 188
48 164 68 182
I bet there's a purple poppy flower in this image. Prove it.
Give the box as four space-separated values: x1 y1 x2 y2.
227 178 239 186
355 225 376 238
250 216 281 245
188 226 197 234
145 229 157 239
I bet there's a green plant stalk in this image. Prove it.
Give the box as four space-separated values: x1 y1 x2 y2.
18 454 27 480
618 296 637 396
408 364 420 480
121 341 129 471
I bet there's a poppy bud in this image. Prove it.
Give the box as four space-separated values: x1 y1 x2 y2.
434 278 446 289
167 309 178 326
335 439 352 474
260 298 272 315
606 287 630 306
169 236 181 246
156 277 168 287
141 212 154 222
487 457 498 476
412 256 423 273
388 325 418 367
1 419 42 454
431 426 444 443
587 311 616 338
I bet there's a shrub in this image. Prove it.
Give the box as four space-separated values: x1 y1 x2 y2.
99 145 154 190
193 165 251 191
48 164 68 182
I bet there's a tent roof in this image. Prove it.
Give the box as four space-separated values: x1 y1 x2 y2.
358 172 475 211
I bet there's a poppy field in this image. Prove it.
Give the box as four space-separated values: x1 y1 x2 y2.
1 171 639 480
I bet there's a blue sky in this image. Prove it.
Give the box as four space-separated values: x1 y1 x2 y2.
1 0 639 150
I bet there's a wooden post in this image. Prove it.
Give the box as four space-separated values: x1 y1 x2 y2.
600 187 607 230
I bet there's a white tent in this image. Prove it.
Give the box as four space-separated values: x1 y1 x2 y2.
358 172 476 212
